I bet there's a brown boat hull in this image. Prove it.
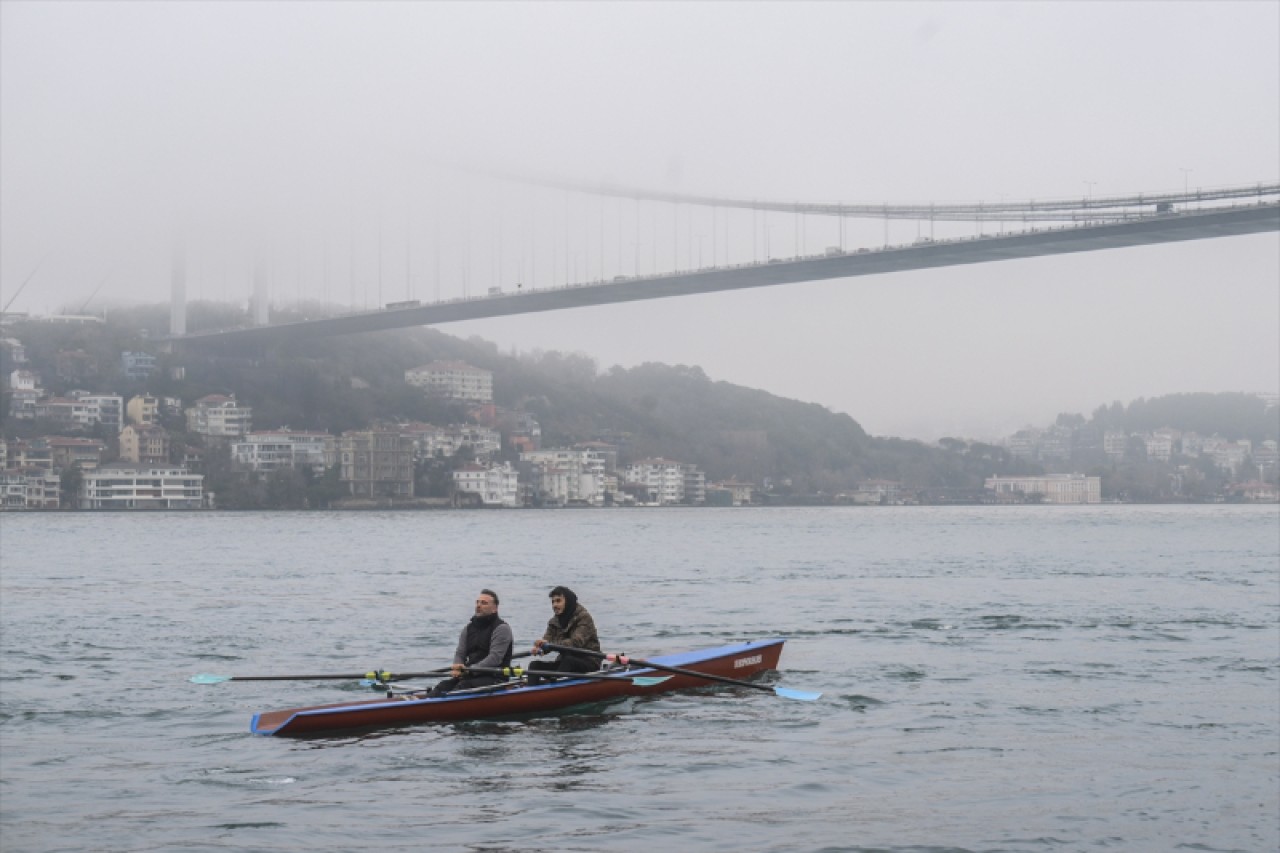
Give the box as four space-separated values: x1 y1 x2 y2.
251 638 786 736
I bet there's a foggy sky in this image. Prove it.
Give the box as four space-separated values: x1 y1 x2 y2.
2 1 1277 440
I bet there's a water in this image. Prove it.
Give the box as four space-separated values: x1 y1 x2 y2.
1 505 1276 852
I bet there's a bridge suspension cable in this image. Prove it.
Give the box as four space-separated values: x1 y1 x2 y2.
491 171 1280 224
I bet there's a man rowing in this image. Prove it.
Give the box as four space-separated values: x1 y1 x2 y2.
527 586 602 684
427 589 515 697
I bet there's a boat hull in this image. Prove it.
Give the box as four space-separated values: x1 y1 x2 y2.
250 638 786 737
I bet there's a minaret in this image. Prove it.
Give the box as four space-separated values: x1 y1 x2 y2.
170 240 187 336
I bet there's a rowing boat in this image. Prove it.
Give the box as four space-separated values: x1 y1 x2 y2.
250 637 786 736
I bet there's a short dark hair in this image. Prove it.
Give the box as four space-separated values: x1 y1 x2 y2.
480 588 499 605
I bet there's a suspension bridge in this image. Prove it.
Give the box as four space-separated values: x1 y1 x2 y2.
174 179 1279 349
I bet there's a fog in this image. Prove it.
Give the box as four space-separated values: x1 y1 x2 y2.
2 2 1277 439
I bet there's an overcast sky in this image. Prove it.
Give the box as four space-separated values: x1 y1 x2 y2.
2 1 1277 440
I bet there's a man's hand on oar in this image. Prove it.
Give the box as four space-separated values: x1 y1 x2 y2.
464 665 671 687
540 643 821 701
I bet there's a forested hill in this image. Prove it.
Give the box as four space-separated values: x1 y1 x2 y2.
4 302 1033 491
5 302 1273 495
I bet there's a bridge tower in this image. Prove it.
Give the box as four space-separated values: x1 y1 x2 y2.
252 253 269 326
169 241 186 336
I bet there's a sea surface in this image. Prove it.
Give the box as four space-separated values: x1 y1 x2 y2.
1 505 1277 853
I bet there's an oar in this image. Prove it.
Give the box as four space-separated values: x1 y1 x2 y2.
191 652 533 685
191 669 448 685
465 666 672 687
540 643 821 701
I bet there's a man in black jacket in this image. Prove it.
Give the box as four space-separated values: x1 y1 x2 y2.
428 589 515 697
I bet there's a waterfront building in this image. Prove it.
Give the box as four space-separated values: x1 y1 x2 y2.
984 473 1102 504
708 481 755 506
682 465 706 505
119 424 170 465
79 463 203 509
232 430 332 473
338 430 414 498
851 479 904 505
186 394 252 438
1226 480 1280 502
404 361 493 403
623 458 705 505
521 448 609 506
452 461 520 507
0 467 61 509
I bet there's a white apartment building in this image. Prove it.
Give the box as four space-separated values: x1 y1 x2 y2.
72 392 124 432
232 430 332 473
0 468 61 510
452 462 520 507
624 458 705 505
404 361 493 402
80 463 204 509
521 448 610 505
984 474 1102 504
8 368 38 391
186 394 253 437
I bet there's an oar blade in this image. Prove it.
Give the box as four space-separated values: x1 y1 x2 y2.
190 674 232 684
773 685 822 701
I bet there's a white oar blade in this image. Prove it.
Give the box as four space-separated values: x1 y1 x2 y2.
190 674 232 684
774 686 822 701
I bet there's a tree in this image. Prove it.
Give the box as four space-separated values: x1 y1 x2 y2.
60 465 83 508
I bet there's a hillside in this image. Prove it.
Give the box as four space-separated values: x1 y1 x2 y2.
3 301 1274 500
